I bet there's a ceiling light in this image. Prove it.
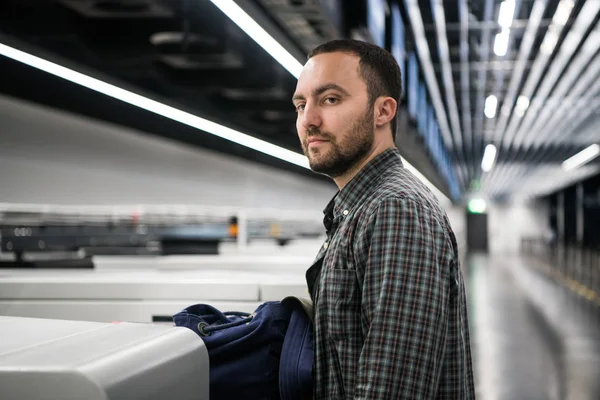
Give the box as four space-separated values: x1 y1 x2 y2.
485 95 498 119
481 144 498 172
562 144 600 171
209 0 303 78
0 42 310 169
498 1 516 29
553 0 575 26
494 28 510 56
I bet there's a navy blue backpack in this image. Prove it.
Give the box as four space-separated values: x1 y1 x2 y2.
172 297 313 400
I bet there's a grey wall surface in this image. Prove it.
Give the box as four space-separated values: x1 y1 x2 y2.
488 200 550 254
0 95 336 211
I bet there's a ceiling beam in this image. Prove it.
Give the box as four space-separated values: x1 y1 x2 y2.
510 1 600 151
485 0 586 195
404 0 465 188
459 0 473 181
498 1 576 150
437 60 533 72
524 25 600 151
492 0 548 144
432 0 463 154
473 0 494 184
425 18 554 32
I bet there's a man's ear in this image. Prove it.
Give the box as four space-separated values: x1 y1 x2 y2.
374 97 397 128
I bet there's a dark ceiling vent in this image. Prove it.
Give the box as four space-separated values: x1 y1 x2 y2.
150 32 221 55
156 52 245 71
92 0 149 13
58 0 173 18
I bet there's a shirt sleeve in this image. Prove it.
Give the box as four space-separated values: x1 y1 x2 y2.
354 196 450 399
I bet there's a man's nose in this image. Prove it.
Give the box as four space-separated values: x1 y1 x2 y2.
301 104 322 130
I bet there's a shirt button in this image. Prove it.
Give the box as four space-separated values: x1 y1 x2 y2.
343 210 349 216
323 242 329 249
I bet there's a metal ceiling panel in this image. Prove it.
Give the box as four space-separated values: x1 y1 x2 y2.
493 0 548 144
511 4 600 150
404 0 457 150
431 0 462 150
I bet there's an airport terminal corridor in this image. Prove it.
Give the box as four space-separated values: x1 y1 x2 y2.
2 0 600 398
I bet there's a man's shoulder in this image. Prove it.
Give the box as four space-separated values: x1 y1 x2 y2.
358 166 447 221
352 167 458 259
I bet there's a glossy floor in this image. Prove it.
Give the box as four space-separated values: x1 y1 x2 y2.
466 254 600 400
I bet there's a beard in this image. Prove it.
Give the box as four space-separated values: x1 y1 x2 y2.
302 106 375 178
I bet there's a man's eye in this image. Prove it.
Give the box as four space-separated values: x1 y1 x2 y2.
324 97 338 104
295 104 305 112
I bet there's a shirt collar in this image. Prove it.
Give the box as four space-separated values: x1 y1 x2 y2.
322 147 403 226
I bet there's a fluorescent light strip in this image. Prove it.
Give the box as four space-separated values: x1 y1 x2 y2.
493 28 510 56
562 144 600 171
484 95 497 119
0 43 310 169
498 1 516 28
209 0 303 78
481 144 498 172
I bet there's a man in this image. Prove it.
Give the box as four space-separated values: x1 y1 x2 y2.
292 39 475 399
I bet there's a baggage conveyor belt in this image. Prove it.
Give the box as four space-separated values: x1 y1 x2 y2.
0 263 310 323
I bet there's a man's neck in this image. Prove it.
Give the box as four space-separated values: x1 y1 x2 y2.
333 141 396 190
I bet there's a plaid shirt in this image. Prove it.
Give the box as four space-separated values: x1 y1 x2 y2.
306 147 475 399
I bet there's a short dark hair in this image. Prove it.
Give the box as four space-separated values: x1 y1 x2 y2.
307 39 402 141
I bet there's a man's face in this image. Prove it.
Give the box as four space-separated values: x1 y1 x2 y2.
293 52 375 178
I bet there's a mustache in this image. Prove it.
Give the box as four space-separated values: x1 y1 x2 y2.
305 127 332 141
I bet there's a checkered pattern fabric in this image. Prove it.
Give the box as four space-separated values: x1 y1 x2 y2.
309 147 475 399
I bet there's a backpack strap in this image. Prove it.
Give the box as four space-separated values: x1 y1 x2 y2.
279 296 314 400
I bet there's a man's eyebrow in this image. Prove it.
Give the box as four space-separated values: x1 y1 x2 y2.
292 83 350 103
292 93 305 103
314 83 350 97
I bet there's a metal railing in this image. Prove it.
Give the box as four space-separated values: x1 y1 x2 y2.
521 237 600 306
